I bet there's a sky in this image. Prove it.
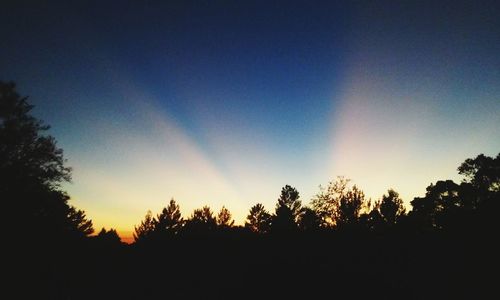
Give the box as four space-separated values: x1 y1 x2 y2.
1 1 499 241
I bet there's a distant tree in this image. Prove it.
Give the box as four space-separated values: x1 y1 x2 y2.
458 153 500 230
96 227 122 245
409 153 500 232
217 206 235 228
134 210 155 242
184 206 217 234
361 206 384 232
0 81 93 240
277 185 302 219
311 177 370 228
0 81 71 187
272 206 295 233
311 177 350 227
155 198 183 236
336 185 368 227
67 206 94 236
458 153 500 193
298 207 321 232
410 180 462 230
245 203 271 234
272 185 301 233
379 189 406 226
364 189 405 232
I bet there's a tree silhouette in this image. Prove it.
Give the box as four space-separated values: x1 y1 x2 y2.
410 180 462 231
184 206 217 234
67 206 94 236
155 198 183 236
311 177 370 229
458 153 500 231
245 203 271 234
379 189 405 226
277 185 302 218
217 206 235 228
458 153 500 193
408 153 500 233
134 210 155 242
362 206 384 232
298 207 321 232
272 185 301 233
311 176 350 227
0 81 93 241
364 189 405 232
336 185 368 227
0 82 71 187
95 228 122 245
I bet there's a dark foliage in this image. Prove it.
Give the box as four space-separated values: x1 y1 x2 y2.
95 227 122 246
311 177 372 230
1 81 93 243
458 153 500 192
298 206 321 232
183 205 217 235
217 205 235 228
272 185 301 233
245 203 271 234
155 198 183 235
133 210 155 243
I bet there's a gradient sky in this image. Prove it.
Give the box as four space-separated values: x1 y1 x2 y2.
1 1 499 241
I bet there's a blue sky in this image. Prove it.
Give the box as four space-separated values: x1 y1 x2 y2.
1 1 499 239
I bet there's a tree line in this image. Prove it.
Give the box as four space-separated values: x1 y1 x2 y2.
4 80 500 298
2 80 499 246
132 151 499 244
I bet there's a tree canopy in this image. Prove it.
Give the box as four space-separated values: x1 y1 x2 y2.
0 81 93 241
155 198 183 235
217 206 235 228
272 185 302 233
245 203 271 234
311 177 371 229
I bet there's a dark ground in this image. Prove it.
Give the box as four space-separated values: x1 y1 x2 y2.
11 231 498 299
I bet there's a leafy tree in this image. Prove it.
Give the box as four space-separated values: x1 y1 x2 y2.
134 210 155 242
96 227 122 245
459 153 500 221
272 185 301 233
379 189 405 225
361 206 384 232
217 206 235 228
155 198 183 235
337 185 368 227
458 153 500 193
245 203 271 234
298 207 321 232
311 176 350 227
0 82 71 187
311 177 370 228
458 153 500 230
409 154 500 232
410 180 462 230
184 206 217 234
0 81 93 240
272 206 295 233
67 206 94 236
458 153 500 233
364 189 405 232
276 185 302 219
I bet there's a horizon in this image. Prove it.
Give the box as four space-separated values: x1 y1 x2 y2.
1 1 499 242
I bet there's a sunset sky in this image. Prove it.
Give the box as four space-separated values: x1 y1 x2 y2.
1 1 499 241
